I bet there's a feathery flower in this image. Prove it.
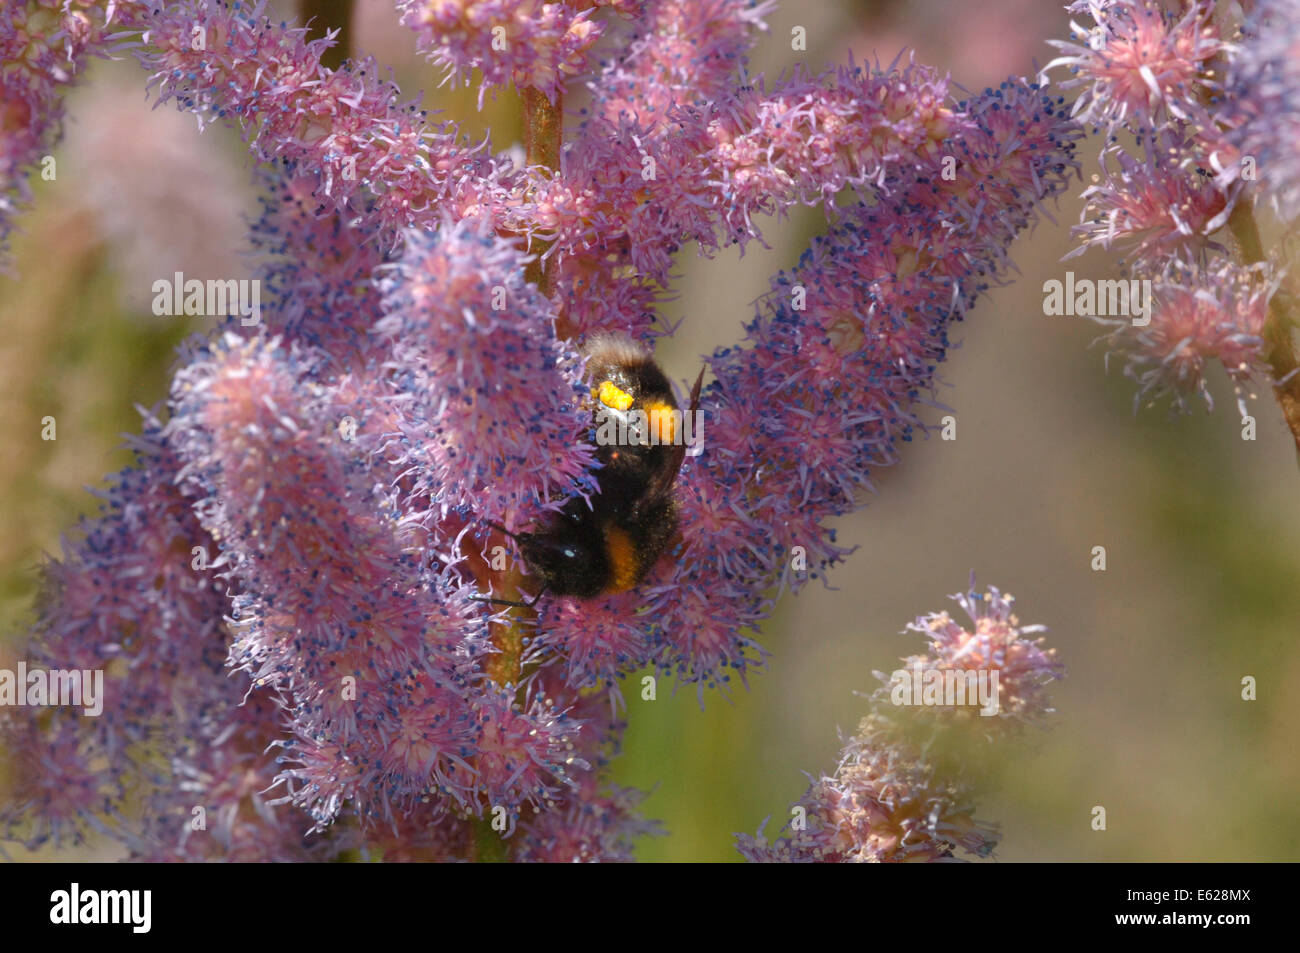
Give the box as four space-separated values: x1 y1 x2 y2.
399 0 604 105
1046 0 1225 128
132 0 510 242
737 724 1000 862
1046 0 1294 424
584 0 774 125
0 410 273 854
246 170 388 360
0 0 130 268
738 580 1062 862
6 0 1084 861
1102 261 1279 413
707 60 958 237
1227 0 1300 220
637 79 1079 688
375 219 597 525
165 333 580 829
1068 129 1231 266
892 581 1063 727
512 779 661 862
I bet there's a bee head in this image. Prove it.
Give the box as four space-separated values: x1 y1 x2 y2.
517 533 607 599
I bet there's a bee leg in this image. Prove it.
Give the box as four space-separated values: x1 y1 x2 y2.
468 585 548 609
481 520 524 542
468 593 531 609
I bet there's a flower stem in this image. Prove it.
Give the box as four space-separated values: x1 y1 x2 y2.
1228 201 1300 455
522 86 562 296
484 567 529 690
476 86 567 696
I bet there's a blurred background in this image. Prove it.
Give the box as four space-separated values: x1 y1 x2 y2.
2 0 1297 862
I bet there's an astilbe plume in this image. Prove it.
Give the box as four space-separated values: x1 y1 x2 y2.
737 581 1063 863
2 0 1079 860
0 0 129 271
375 218 598 525
398 0 606 106
1046 0 1300 425
1224 0 1300 221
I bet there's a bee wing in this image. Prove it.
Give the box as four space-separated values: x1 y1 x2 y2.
646 365 705 501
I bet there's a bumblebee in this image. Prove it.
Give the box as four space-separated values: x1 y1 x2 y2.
481 334 704 604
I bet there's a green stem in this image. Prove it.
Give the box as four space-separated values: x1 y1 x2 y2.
1227 201 1300 455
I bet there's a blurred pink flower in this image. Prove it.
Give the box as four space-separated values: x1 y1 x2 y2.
61 74 250 313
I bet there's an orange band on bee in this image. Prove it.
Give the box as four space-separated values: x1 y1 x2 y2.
602 525 640 593
597 380 635 411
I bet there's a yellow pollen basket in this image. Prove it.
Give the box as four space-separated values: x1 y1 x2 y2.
645 402 679 444
597 380 635 411
603 525 639 593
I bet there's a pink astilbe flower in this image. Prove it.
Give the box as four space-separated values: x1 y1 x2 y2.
1046 0 1225 128
891 581 1063 727
246 170 390 360
398 0 604 105
1227 0 1300 220
1068 128 1231 266
1 709 117 851
0 0 128 267
6 0 1086 861
707 60 958 237
165 333 582 828
375 219 597 525
351 811 475 862
533 592 659 690
1102 261 1279 412
507 665 661 859
132 0 512 242
548 252 666 341
134 692 328 862
548 59 966 294
639 79 1080 688
511 779 660 862
586 0 773 124
1045 0 1300 422
737 722 1001 863
527 0 772 340
738 580 1063 862
0 412 303 857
